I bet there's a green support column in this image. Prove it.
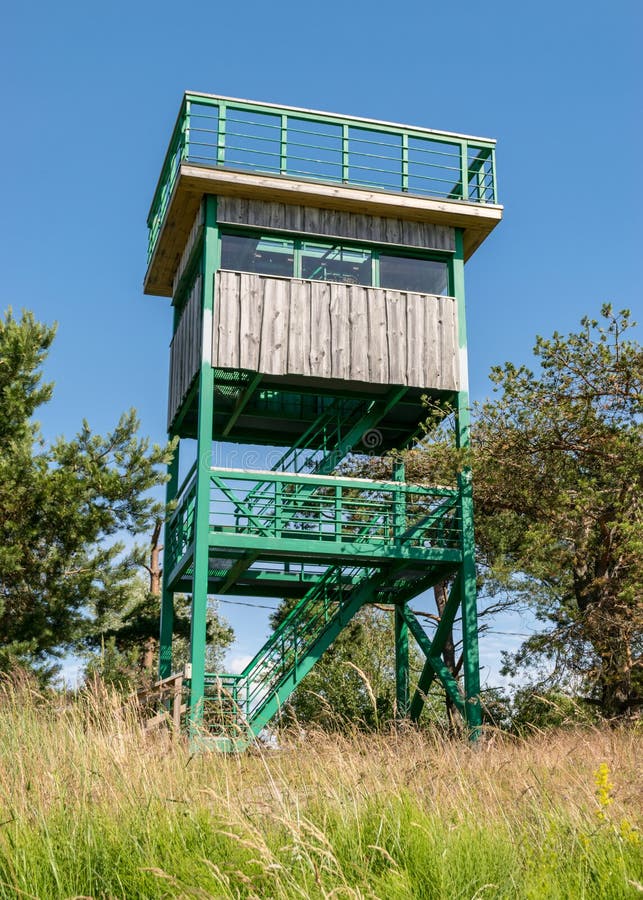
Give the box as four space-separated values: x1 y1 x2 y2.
189 196 219 730
395 604 409 717
453 229 482 737
159 439 180 679
392 458 409 717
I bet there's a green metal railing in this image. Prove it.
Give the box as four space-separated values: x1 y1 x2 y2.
164 464 197 577
164 464 461 580
147 93 498 263
241 395 368 517
209 467 461 555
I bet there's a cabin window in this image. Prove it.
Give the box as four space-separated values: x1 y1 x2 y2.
379 254 448 295
301 242 372 285
220 230 450 294
221 234 294 277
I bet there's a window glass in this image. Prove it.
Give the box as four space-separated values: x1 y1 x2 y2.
379 254 448 295
221 233 294 277
301 242 372 285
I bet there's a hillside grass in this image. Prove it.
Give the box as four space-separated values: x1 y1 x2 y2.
0 680 641 899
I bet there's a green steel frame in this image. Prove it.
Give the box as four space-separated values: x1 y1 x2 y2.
154 96 494 748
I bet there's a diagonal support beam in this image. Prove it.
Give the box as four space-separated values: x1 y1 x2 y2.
395 604 410 717
210 474 273 537
398 495 458 543
170 376 199 434
248 562 410 736
258 386 410 526
222 373 262 437
217 552 259 595
316 386 408 475
404 573 463 721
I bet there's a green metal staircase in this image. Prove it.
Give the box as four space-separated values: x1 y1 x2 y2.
202 558 454 749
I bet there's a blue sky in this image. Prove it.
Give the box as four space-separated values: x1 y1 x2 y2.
2 0 641 684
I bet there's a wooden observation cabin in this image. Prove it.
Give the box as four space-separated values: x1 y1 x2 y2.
144 93 502 747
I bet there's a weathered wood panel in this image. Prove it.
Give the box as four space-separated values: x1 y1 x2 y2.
172 203 204 297
217 198 455 253
168 274 202 427
212 272 459 391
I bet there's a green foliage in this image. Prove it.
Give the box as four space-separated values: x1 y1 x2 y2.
0 308 173 678
270 601 424 729
0 683 640 898
468 306 642 718
86 585 233 690
510 688 599 732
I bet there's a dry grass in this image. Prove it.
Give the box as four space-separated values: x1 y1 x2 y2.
0 677 641 898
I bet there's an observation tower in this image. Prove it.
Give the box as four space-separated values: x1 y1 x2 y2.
144 93 502 746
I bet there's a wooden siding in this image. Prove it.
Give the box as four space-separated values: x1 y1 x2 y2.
212 271 459 391
172 203 204 297
145 166 502 297
168 274 202 427
217 198 455 253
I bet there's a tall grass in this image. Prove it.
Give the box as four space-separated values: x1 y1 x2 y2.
0 678 640 899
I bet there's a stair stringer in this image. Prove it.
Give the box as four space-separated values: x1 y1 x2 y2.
219 562 456 752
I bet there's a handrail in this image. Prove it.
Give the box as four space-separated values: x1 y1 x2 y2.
207 466 462 558
147 93 498 263
204 562 365 725
209 465 458 496
174 460 198 506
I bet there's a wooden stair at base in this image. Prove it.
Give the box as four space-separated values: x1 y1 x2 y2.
141 672 186 734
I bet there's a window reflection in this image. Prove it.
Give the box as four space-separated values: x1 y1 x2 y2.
379 255 448 295
301 242 372 285
221 234 294 277
220 232 449 295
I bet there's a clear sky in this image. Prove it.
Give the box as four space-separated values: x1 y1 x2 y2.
2 0 641 684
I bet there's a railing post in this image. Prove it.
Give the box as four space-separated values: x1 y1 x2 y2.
182 98 191 163
335 485 342 541
392 459 405 546
460 141 468 201
280 114 288 175
342 124 349 183
274 480 282 536
217 103 226 166
401 132 409 192
477 157 485 203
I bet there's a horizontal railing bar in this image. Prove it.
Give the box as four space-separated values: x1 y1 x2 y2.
190 139 463 175
188 127 220 138
184 92 497 145
209 466 457 495
190 110 219 120
226 116 282 129
219 124 467 162
216 145 279 160
406 170 469 186
223 128 283 144
175 460 198 501
408 142 465 159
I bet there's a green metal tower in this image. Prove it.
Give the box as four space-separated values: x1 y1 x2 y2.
144 93 502 747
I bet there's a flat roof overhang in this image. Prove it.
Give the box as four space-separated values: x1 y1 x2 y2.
144 164 503 297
